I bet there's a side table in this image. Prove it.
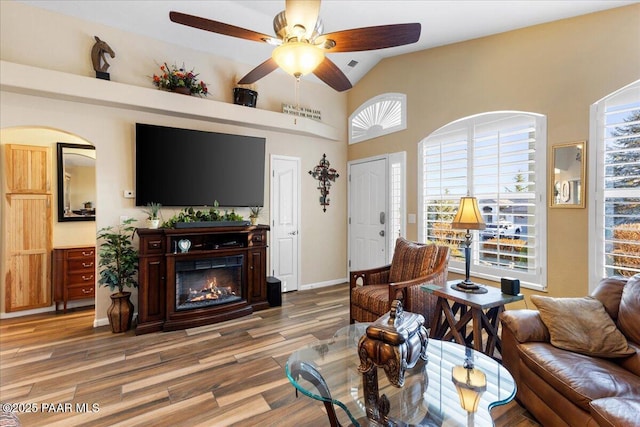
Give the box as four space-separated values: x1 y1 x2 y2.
424 280 523 357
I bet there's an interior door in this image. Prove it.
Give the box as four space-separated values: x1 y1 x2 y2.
271 155 300 292
4 194 52 311
349 158 388 271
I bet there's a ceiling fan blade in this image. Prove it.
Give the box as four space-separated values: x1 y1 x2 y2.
285 0 320 40
321 23 421 52
238 58 279 85
313 58 352 92
170 11 273 43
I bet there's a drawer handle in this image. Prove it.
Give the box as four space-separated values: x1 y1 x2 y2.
82 251 94 256
150 242 161 248
82 288 93 294
82 262 94 268
82 275 94 281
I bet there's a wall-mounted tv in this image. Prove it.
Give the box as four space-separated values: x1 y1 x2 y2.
135 123 265 207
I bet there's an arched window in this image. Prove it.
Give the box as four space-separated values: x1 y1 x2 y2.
349 93 406 144
588 80 640 291
418 111 547 290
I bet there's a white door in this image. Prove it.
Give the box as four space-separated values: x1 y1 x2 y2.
349 158 388 271
271 155 300 292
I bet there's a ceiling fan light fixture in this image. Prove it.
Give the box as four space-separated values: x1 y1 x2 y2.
272 41 325 78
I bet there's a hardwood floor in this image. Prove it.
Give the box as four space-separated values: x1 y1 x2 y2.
0 283 539 426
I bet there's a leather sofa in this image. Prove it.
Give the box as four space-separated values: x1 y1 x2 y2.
500 275 640 426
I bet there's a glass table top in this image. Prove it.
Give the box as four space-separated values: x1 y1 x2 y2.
285 323 516 426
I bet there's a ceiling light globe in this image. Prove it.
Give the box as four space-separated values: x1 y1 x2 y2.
272 42 325 78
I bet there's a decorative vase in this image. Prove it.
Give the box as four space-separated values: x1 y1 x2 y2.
250 217 257 225
147 218 160 229
233 88 258 107
107 292 134 333
172 87 192 95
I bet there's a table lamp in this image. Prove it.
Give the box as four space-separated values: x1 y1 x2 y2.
451 196 486 291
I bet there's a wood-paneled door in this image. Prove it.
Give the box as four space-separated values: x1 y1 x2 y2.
3 144 52 312
4 144 50 194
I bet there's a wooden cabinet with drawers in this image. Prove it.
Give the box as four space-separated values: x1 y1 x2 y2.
53 246 96 312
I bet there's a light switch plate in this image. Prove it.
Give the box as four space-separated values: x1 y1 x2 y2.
408 214 416 224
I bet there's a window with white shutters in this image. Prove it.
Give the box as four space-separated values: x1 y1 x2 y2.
349 93 406 144
418 112 547 289
589 80 640 288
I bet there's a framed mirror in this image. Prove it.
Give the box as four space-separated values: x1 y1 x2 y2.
57 143 96 221
550 141 586 208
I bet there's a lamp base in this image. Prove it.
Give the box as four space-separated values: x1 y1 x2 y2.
451 282 488 294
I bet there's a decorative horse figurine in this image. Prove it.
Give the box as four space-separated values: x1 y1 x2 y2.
91 36 115 79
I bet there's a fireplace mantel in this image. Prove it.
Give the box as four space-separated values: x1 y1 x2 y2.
0 60 340 141
136 224 270 334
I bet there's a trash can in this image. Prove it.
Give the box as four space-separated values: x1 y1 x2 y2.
266 276 282 307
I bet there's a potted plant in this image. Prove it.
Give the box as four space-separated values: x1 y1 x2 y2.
143 202 161 229
249 206 262 225
152 62 209 96
97 218 138 333
161 201 247 229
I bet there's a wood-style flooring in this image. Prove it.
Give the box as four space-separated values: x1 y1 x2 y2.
0 283 539 426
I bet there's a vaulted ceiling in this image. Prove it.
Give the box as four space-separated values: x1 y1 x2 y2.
17 0 638 87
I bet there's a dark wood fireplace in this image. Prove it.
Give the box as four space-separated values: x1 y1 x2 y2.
136 224 269 334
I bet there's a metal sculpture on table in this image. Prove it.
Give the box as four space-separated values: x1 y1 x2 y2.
308 153 339 212
357 300 428 425
91 36 115 80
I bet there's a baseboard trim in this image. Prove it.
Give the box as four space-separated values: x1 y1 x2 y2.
299 278 347 291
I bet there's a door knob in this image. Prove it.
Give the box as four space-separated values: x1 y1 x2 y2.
288 231 298 236
379 230 385 236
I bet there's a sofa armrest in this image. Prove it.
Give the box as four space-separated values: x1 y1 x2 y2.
500 309 550 343
350 265 391 289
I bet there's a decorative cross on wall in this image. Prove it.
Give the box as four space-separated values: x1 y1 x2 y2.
309 153 339 212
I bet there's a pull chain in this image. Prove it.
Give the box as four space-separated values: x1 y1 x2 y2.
295 77 301 111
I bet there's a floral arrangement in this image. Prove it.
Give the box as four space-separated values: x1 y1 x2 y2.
152 62 209 96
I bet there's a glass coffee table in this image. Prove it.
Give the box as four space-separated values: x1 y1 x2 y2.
286 323 516 426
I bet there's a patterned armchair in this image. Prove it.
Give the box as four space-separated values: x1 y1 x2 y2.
350 238 450 325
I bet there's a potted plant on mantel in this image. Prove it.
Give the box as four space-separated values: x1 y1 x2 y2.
97 218 138 333
143 202 161 229
249 206 262 225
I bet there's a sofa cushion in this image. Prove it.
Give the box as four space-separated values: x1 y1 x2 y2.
531 295 634 358
590 276 628 321
388 238 436 283
519 342 640 412
615 341 640 377
589 397 640 427
617 274 640 345
500 309 550 343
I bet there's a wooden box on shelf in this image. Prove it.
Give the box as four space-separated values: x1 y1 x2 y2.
53 246 96 312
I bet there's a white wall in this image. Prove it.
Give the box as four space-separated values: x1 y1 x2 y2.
0 1 349 322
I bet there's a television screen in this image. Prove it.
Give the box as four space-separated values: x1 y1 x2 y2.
135 123 265 207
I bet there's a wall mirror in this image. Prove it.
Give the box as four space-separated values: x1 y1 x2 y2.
550 141 586 208
57 142 96 221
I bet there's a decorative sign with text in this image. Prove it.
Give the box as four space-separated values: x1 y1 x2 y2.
282 104 322 121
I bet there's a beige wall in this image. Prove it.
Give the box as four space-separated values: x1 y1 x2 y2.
346 5 640 304
0 2 348 320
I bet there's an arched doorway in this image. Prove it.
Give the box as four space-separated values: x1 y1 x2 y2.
1 126 97 318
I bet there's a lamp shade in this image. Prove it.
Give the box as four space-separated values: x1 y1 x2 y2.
451 197 486 230
452 365 487 413
272 42 325 78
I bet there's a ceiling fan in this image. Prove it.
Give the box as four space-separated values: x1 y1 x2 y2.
169 0 421 92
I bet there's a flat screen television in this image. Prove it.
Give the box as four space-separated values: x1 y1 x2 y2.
135 123 265 207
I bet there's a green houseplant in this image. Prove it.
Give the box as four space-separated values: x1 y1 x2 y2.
143 202 161 229
97 218 138 333
249 206 262 225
